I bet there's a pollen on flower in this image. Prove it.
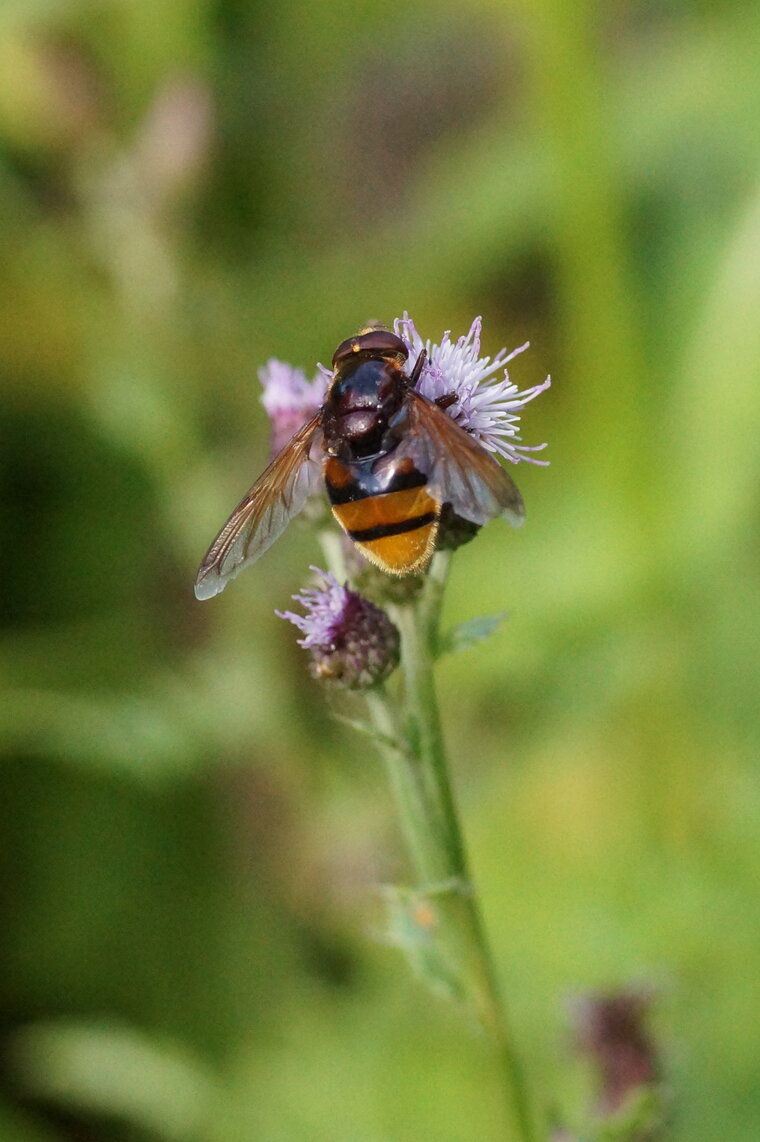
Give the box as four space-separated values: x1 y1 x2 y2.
259 359 326 457
394 313 550 465
276 567 400 689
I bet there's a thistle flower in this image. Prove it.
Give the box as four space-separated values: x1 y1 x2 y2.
277 568 400 689
259 359 326 457
570 988 660 1116
259 316 549 469
394 313 550 464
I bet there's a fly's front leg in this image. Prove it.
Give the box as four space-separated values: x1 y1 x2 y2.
409 349 457 411
409 349 427 387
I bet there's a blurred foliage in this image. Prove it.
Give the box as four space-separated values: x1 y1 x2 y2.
1 0 759 1139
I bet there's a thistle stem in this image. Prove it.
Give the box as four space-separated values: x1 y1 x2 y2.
317 540 536 1141
363 687 447 886
388 552 537 1142
388 554 467 877
317 527 350 583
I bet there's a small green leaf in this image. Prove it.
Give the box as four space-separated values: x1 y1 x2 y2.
382 882 471 1004
437 612 508 657
331 711 407 757
377 878 508 1028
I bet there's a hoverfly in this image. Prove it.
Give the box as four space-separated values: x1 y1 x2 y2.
194 327 524 599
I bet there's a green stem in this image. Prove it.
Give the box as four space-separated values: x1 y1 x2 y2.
317 538 535 1141
389 557 467 878
362 688 446 886
317 527 350 583
388 553 536 1142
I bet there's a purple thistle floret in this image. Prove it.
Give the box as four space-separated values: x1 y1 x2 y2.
259 359 326 457
394 313 550 465
277 568 400 689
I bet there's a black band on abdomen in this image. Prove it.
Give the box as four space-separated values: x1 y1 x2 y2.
348 513 438 543
326 464 427 505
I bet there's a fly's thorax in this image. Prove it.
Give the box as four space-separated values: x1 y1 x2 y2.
322 356 408 460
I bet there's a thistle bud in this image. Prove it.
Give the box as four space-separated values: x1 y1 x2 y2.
277 568 400 689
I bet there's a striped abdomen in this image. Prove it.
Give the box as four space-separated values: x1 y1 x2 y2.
324 454 440 574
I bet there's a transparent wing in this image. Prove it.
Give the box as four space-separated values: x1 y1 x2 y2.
194 418 323 599
395 391 524 527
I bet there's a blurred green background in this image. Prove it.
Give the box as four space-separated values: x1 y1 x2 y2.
1 0 759 1139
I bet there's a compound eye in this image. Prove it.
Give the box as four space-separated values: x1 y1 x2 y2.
332 328 409 367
